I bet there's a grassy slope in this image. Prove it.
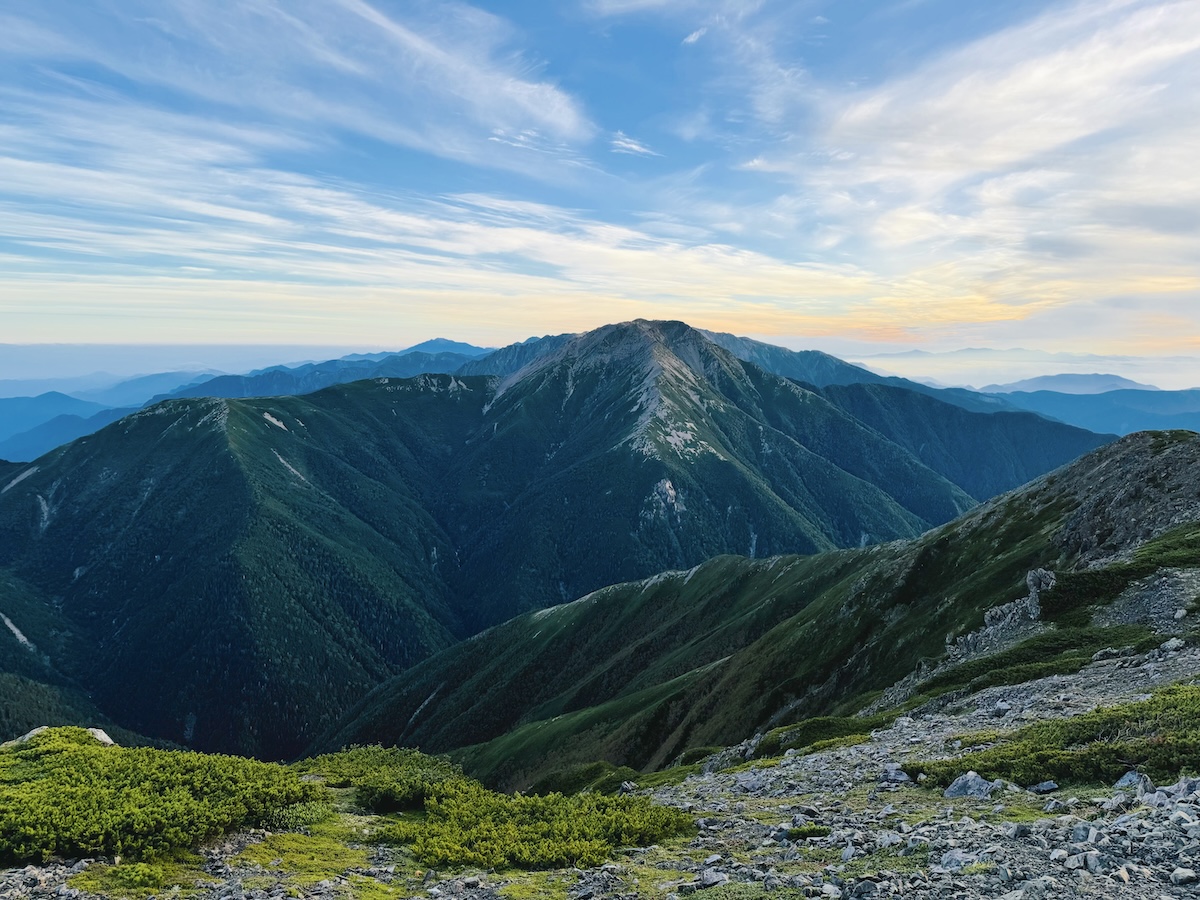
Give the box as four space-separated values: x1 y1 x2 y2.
321 432 1200 790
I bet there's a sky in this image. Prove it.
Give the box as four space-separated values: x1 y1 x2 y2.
2 0 1199 373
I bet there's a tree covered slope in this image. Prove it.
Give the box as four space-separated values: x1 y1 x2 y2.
318 431 1200 790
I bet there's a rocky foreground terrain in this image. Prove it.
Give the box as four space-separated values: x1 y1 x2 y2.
4 635 1199 900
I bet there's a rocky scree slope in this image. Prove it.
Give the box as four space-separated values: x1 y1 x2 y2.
320 431 1200 791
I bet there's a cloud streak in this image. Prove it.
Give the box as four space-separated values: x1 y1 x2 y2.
610 132 661 156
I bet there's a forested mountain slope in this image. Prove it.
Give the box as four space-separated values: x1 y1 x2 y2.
0 321 1111 758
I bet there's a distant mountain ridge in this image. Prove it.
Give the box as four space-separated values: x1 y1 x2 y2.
0 393 110 444
996 389 1200 435
0 321 1108 756
2 332 1146 463
0 343 493 461
162 350 481 401
982 373 1160 394
692 331 1019 417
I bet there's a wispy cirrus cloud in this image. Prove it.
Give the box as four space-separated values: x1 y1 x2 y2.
610 132 661 156
592 0 1200 350
2 1 593 176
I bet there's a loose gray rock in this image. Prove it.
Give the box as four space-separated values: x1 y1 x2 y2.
939 849 976 872
878 763 910 784
1171 867 1198 885
943 771 998 799
698 869 728 888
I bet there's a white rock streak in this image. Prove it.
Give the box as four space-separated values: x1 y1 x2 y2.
273 450 308 483
1 467 38 494
1 613 34 651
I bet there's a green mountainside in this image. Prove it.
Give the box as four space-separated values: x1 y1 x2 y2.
0 321 1109 758
0 395 468 758
819 382 1113 500
319 431 1200 790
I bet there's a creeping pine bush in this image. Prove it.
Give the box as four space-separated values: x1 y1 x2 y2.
297 745 464 813
908 684 1200 788
0 728 329 864
376 779 695 870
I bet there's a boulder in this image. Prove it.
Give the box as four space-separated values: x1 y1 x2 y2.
944 771 1000 799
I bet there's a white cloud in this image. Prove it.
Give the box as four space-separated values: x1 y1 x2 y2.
2 1 594 176
688 0 1200 344
827 0 1200 195
683 27 707 44
610 132 662 156
586 0 690 13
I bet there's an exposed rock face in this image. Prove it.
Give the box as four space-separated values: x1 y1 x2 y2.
867 568 1051 716
1056 431 1200 567
1024 568 1056 605
948 570 1048 662
0 725 116 749
0 725 49 749
1093 568 1200 633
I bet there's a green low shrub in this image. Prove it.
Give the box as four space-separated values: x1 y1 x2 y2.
0 728 327 864
376 779 694 870
297 745 463 813
758 714 893 759
908 685 1200 787
263 800 334 831
104 862 166 889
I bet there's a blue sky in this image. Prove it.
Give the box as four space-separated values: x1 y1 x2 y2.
1 0 1198 361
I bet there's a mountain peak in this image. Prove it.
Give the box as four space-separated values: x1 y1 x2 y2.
504 319 744 391
490 320 750 462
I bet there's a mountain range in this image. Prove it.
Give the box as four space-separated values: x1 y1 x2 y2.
980 373 1159 394
0 320 1109 759
319 430 1200 790
2 331 1192 464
